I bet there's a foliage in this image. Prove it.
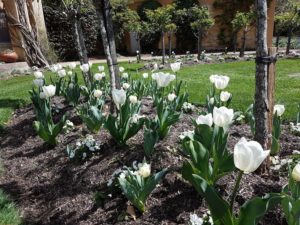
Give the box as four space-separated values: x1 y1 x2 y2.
78 104 104 133
0 190 21 225
231 10 255 33
117 161 168 213
67 134 101 161
43 4 99 60
189 6 214 38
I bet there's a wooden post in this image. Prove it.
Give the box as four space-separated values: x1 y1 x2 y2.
267 47 277 149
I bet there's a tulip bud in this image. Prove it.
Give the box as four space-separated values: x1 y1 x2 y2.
167 93 177 102
119 67 125 73
273 104 285 116
129 95 138 104
292 163 300 182
80 64 90 73
33 79 44 87
98 65 105 72
209 97 215 105
143 73 149 79
122 83 130 90
196 113 213 127
58 69 66 78
122 73 129 79
67 71 72 76
220 91 231 102
170 62 181 73
94 73 105 81
34 71 44 79
93 90 103 98
39 92 46 99
137 162 151 178
69 62 76 69
234 137 270 173
112 89 126 109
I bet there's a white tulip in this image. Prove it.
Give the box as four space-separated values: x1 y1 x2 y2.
170 62 181 73
39 92 46 99
196 113 213 127
80 64 90 72
209 97 215 105
137 162 151 178
67 71 72 76
69 83 74 89
122 83 130 90
50 65 59 73
213 106 234 128
273 104 285 116
292 163 300 182
189 214 203 225
153 72 176 88
234 137 270 173
122 73 129 79
33 79 44 87
93 90 103 98
112 89 126 109
168 93 177 102
119 67 125 73
98 65 105 72
94 73 105 81
88 62 93 68
57 64 63 70
152 63 158 72
42 85 56 98
209 74 220 84
58 69 66 78
129 95 138 104
34 71 44 79
220 91 231 102
69 62 76 69
143 73 149 79
214 75 230 90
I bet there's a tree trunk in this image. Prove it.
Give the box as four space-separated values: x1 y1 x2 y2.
275 33 280 49
254 0 269 149
168 33 172 58
239 30 247 57
286 29 292 55
136 33 141 62
233 32 237 53
197 30 203 60
6 0 48 67
162 31 165 65
72 7 91 87
93 0 120 91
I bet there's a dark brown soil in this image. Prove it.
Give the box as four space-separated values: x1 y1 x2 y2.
0 97 299 225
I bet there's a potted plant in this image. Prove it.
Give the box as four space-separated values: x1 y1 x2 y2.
0 49 18 63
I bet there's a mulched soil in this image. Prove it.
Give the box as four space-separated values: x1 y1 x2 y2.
0 97 299 225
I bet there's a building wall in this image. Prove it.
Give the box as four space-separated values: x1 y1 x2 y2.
0 0 48 61
126 0 275 53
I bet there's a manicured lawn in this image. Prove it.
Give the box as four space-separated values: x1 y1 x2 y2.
0 190 21 225
0 59 299 129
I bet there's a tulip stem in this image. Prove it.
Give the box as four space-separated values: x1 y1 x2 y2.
230 170 243 213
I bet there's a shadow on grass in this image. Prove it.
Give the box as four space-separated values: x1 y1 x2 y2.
0 98 27 110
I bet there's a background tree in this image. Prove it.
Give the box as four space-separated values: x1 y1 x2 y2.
189 6 214 60
275 0 300 54
61 0 92 86
166 23 177 58
231 9 255 57
146 4 176 64
93 0 120 108
124 9 152 61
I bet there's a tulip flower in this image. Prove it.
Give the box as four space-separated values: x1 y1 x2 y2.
80 64 90 72
129 95 138 104
33 79 44 87
213 106 234 128
94 73 105 81
122 83 130 90
152 63 158 72
98 65 105 72
39 92 46 99
69 62 76 69
152 72 176 88
119 67 125 73
273 104 285 116
58 69 66 78
93 90 103 98
292 163 300 182
57 64 63 70
143 73 149 79
167 93 177 102
42 85 56 98
170 62 181 73
220 91 231 102
122 73 129 79
112 89 126 109
234 137 270 173
209 97 215 105
67 71 72 76
50 65 59 73
214 75 230 90
34 71 44 79
137 162 151 178
209 74 220 84
88 62 93 68
196 113 213 127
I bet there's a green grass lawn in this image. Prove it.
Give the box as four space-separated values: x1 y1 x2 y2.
0 59 299 129
0 190 21 225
